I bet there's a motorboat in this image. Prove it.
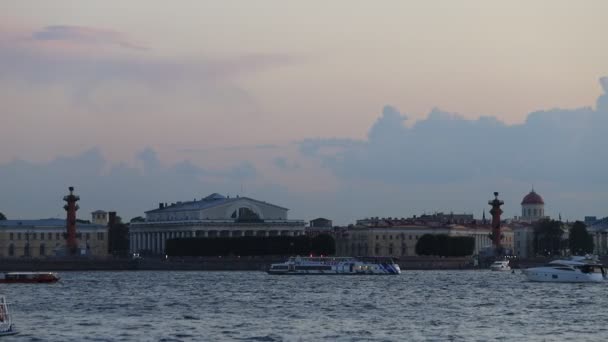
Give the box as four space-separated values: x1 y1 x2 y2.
0 296 17 336
522 256 606 283
0 272 60 283
268 256 401 275
490 260 511 271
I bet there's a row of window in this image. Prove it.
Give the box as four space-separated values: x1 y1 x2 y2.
6 242 93 257
376 234 418 241
8 232 104 241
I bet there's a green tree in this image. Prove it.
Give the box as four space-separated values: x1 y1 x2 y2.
533 219 564 256
130 216 145 223
569 221 594 255
310 234 336 255
0 212 6 220
415 234 438 256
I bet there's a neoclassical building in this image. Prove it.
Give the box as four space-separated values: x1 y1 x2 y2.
587 217 608 255
512 189 549 258
129 193 306 255
520 189 546 222
0 218 108 258
335 223 513 258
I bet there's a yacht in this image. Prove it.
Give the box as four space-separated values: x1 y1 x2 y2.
490 260 511 271
0 296 17 336
0 272 60 283
268 256 401 275
522 256 606 283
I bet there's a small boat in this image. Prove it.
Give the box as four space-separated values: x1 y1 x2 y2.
0 296 17 336
522 256 606 283
268 256 401 275
0 272 60 284
490 260 511 271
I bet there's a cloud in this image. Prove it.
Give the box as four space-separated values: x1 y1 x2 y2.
30 25 147 50
0 26 294 91
0 148 260 220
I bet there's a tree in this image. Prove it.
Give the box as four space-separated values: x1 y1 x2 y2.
0 212 6 220
416 234 438 256
130 216 145 223
533 219 564 256
569 221 594 255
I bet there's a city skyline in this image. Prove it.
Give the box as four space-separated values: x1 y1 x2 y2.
1 1 607 224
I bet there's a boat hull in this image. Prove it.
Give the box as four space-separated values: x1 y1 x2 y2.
523 268 604 283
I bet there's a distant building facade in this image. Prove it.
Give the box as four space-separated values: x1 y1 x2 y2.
587 217 608 255
91 210 108 225
129 193 306 255
0 218 108 258
335 218 513 258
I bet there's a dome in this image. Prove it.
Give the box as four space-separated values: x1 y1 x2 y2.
521 190 544 205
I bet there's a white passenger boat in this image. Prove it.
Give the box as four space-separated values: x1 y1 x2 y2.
0 296 17 336
268 256 401 275
522 256 606 283
490 260 511 272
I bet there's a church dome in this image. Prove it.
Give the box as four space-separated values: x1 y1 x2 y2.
521 190 544 205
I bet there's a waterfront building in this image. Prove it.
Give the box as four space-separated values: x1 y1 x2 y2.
518 189 547 223
92 210 108 225
511 223 535 258
587 217 608 255
129 193 306 255
335 219 513 258
0 218 108 258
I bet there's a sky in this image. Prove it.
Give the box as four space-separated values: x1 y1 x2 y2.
1 1 608 224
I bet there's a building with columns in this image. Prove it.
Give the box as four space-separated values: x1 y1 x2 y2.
129 193 305 255
587 217 608 255
519 189 546 223
335 220 513 258
0 218 108 258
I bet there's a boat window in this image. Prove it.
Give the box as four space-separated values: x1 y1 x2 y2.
554 267 574 271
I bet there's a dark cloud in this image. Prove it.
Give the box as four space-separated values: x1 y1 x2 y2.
300 79 608 189
0 148 259 220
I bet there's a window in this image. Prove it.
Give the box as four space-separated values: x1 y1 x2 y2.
375 244 380 255
40 233 45 240
409 235 412 240
39 244 46 256
383 235 386 240
389 235 393 240
388 244 394 254
23 243 30 257
32 233 37 240
86 233 90 240
8 244 14 257
9 233 13 240
48 233 52 240
25 233 29 240
376 235 379 240
17 233 21 240
56 233 60 240
97 232 104 240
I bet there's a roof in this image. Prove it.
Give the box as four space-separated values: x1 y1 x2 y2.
91 210 107 214
145 193 289 214
521 190 544 205
0 219 104 228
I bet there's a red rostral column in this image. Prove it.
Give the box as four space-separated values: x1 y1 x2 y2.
488 192 504 249
63 186 80 255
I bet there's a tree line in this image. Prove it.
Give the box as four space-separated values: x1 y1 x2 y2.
165 234 336 257
534 219 594 256
415 234 475 257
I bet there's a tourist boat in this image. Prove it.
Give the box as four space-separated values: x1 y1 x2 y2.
0 296 17 336
267 256 401 275
0 272 60 283
522 256 606 283
490 260 511 271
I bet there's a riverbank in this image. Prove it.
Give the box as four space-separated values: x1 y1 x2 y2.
0 256 477 271
1 255 601 271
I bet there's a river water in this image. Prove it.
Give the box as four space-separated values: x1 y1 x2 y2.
2 270 608 341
